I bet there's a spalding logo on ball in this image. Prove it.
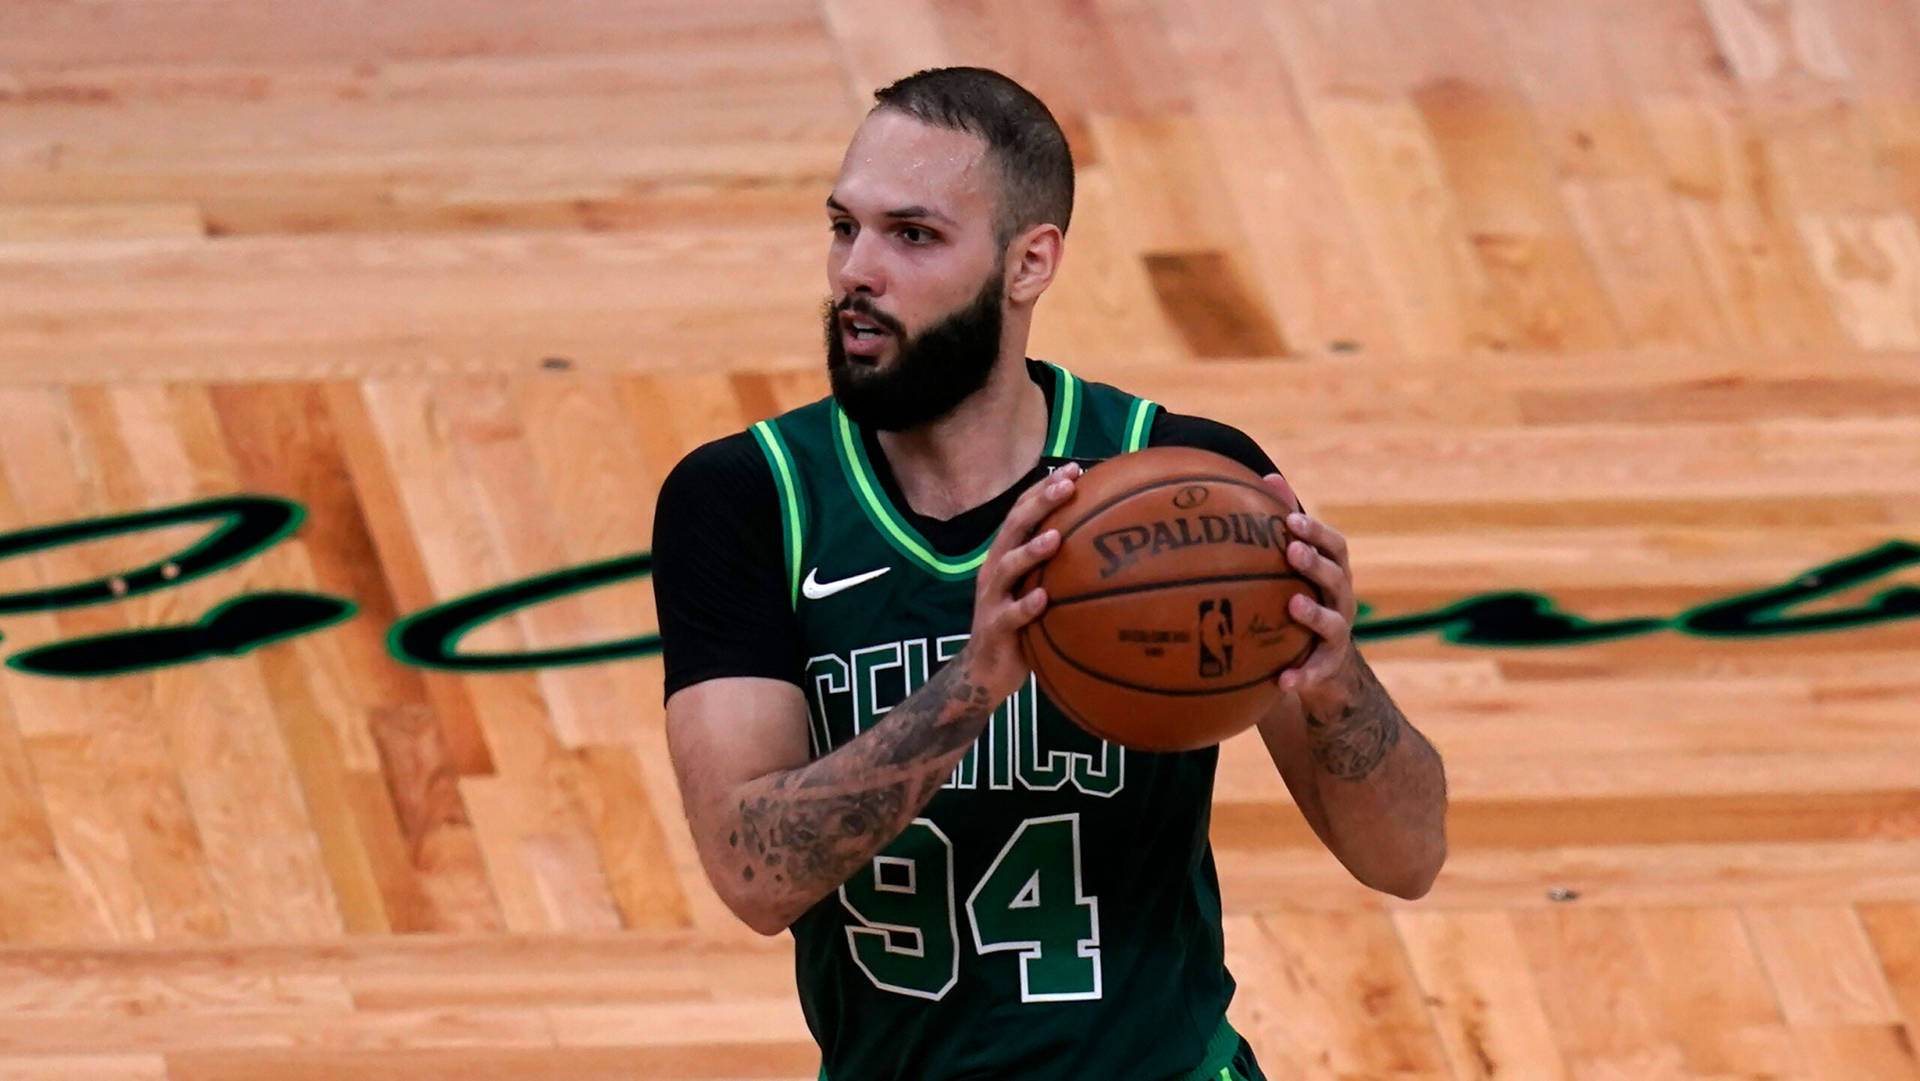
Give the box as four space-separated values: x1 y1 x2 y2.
1018 446 1321 753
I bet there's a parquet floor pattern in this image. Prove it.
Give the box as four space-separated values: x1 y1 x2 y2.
2 1 1919 1078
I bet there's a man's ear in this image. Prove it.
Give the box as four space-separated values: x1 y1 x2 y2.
1004 223 1064 305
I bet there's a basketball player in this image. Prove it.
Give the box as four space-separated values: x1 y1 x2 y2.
654 67 1447 1081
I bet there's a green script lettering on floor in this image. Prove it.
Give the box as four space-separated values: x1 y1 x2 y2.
0 495 1913 678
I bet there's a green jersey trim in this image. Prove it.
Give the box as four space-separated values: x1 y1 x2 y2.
828 364 1084 580
1123 396 1160 453
817 363 1163 581
1044 363 1082 457
749 419 806 607
1183 1014 1246 1081
831 406 991 579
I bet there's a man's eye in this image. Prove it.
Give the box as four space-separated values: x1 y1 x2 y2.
830 220 855 238
900 226 934 244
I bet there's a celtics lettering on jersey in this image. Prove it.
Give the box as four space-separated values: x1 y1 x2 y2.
807 635 1120 1003
804 634 1123 796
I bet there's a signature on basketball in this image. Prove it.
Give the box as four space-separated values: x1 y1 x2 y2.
1244 612 1292 646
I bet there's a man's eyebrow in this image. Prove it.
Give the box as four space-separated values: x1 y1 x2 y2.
825 197 956 227
885 205 956 226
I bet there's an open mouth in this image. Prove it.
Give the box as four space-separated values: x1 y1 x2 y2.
839 311 895 356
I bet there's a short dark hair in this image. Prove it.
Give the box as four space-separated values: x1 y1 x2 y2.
872 67 1074 243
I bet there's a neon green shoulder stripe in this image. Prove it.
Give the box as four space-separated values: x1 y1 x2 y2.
748 420 805 608
1124 396 1160 452
1045 363 1082 457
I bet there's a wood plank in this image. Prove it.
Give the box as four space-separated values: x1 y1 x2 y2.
1511 906 1682 1081
1641 102 1850 348
0 933 790 981
0 1055 168 1081
1745 905 1903 1024
86 717 228 941
1700 0 1853 94
164 1043 821 1081
1395 911 1571 1081
546 998 811 1047
0 1007 554 1054
25 736 154 941
1224 910 1448 1075
0 687 95 943
1559 178 1733 348
0 203 204 243
1311 97 1504 352
1167 0 1397 353
1795 213 1920 349
1478 0 1663 179
321 381 494 777
1213 790 1920 850
1796 1024 1920 1081
1860 902 1920 1028
1223 841 1920 910
818 0 952 110
1142 250 1289 357
364 705 500 933
568 745 691 930
158 386 345 940
1631 906 1796 1076
1411 78 1622 350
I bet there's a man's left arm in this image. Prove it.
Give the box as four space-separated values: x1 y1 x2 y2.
1254 475 1448 899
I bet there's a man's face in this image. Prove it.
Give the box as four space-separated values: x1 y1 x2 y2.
824 110 1009 432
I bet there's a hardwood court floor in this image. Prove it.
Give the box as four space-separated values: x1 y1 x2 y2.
2 0 1919 1078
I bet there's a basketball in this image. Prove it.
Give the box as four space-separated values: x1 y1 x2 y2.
1018 447 1321 752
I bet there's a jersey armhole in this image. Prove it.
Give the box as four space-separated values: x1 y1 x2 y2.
748 420 808 609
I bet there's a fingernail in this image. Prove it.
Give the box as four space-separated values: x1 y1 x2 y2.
1065 462 1083 477
1042 528 1059 545
1049 479 1070 496
1287 513 1308 529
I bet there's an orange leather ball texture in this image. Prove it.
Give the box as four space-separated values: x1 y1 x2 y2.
1017 447 1320 752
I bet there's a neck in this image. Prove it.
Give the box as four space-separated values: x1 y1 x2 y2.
874 350 1048 521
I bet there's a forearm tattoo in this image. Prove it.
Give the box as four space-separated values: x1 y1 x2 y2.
1304 656 1407 781
727 657 998 901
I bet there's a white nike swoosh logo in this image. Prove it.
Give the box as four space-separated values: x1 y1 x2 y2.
802 565 892 600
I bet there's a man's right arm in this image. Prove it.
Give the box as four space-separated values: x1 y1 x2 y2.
656 409 1285 936
658 453 1082 935
667 651 1003 935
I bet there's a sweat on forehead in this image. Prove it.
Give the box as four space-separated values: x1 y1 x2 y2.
838 113 992 192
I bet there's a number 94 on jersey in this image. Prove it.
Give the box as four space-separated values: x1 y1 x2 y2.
839 813 1101 1003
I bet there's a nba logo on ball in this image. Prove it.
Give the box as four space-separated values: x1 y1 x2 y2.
1197 598 1233 677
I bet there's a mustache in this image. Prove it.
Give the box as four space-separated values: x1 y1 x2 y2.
827 296 907 338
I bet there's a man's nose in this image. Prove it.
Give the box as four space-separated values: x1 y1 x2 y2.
834 231 887 296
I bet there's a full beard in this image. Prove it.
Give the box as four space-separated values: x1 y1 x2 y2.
825 268 1006 433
